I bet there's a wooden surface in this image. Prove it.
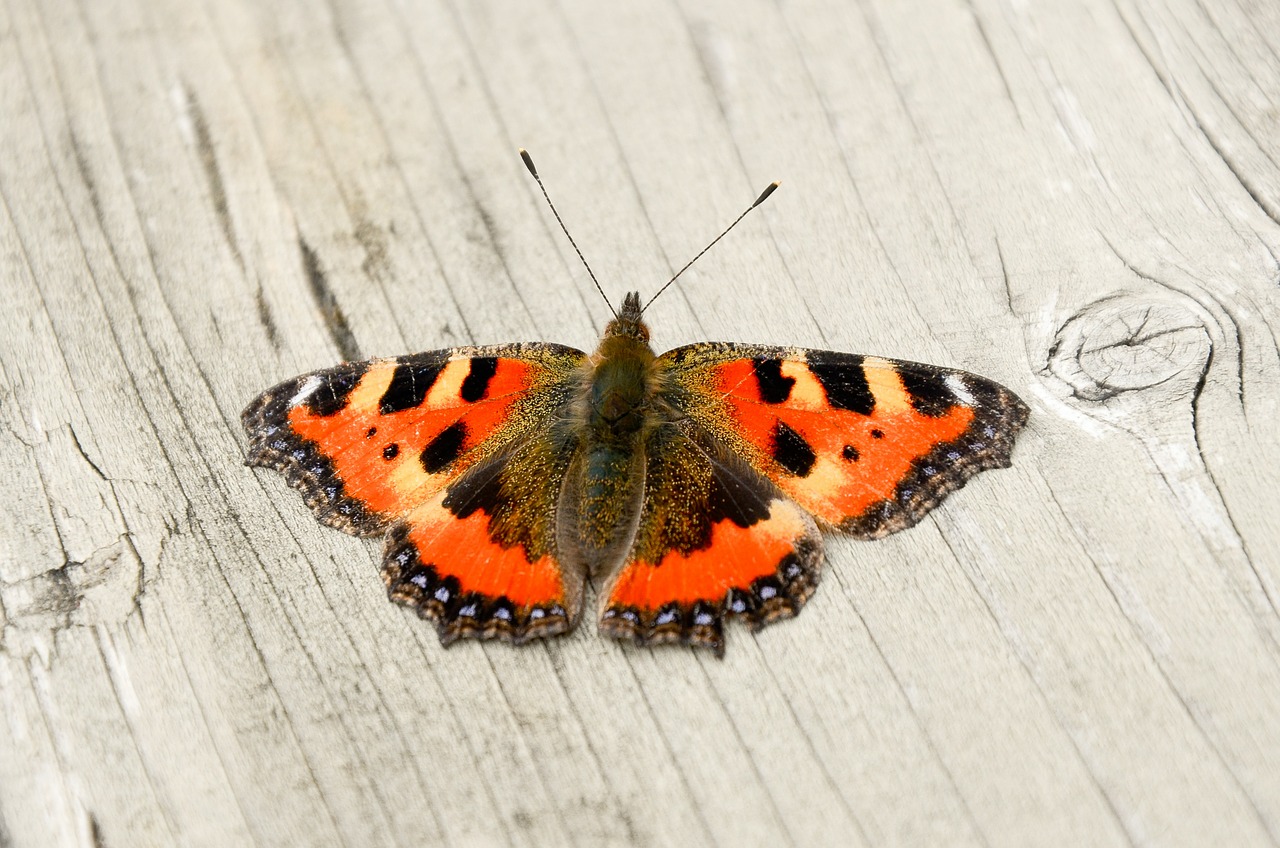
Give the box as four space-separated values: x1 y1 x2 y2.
2 0 1278 845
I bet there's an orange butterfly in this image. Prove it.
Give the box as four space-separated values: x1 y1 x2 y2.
243 152 1028 656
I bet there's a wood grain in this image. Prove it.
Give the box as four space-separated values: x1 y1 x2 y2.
2 0 1278 845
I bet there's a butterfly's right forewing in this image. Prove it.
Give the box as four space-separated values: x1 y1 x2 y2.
659 343 1029 539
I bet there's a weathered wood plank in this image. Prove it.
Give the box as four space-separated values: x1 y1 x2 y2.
2 0 1277 845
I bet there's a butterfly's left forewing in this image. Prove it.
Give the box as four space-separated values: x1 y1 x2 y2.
243 343 585 532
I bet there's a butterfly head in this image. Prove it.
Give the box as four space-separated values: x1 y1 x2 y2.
602 291 650 343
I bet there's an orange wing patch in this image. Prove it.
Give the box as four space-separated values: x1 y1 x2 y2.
664 345 1028 539
607 500 808 608
383 496 574 644
400 500 564 605
708 356 974 521
286 355 534 518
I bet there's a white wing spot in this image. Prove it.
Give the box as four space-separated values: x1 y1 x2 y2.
290 375 322 407
944 373 976 407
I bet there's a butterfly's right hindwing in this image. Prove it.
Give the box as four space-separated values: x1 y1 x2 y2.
598 421 823 656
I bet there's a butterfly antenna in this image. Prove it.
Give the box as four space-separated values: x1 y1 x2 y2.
642 180 780 313
520 148 616 319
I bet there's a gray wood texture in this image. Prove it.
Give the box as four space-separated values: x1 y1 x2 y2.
2 0 1278 845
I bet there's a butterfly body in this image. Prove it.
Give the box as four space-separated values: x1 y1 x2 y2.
560 294 654 567
244 291 1027 655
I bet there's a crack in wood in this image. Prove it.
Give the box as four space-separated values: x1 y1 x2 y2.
182 82 245 271
298 236 361 362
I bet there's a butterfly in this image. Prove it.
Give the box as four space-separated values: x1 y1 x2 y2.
242 152 1029 656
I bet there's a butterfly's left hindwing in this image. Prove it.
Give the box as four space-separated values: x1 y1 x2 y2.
659 343 1029 539
383 430 585 644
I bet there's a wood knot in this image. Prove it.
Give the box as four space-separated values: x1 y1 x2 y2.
1048 295 1211 403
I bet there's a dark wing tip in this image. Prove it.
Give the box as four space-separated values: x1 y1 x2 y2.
240 372 385 537
841 376 1030 539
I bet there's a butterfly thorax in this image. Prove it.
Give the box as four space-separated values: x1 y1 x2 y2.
578 292 664 447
